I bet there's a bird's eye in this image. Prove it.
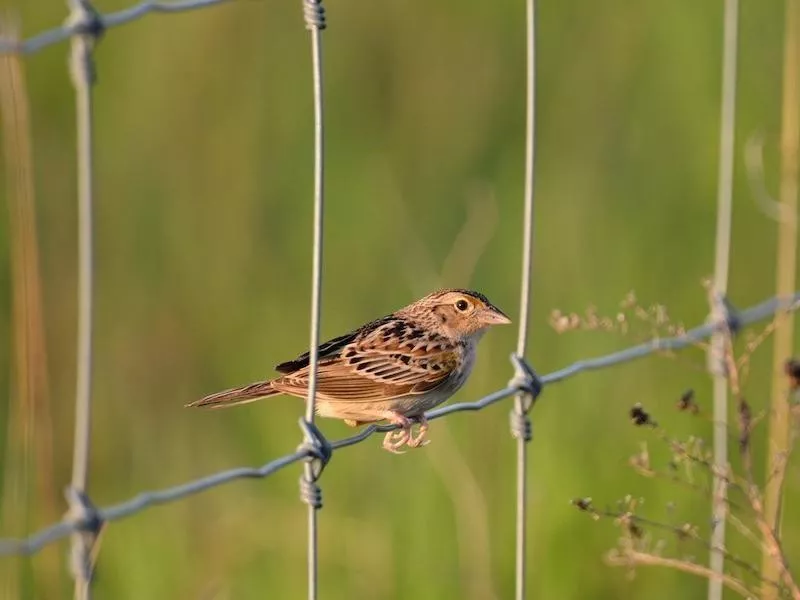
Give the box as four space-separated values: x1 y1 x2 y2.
455 299 470 312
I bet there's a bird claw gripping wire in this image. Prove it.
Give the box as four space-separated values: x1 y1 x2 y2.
302 0 327 31
297 418 332 509
65 487 102 582
508 354 542 442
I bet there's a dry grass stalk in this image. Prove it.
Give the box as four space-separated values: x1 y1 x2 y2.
763 0 800 595
568 295 800 599
0 21 60 598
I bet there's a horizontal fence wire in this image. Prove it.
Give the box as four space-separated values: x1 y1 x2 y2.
0 290 797 557
0 0 233 55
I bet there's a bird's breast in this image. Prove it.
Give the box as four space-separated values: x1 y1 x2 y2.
451 341 477 391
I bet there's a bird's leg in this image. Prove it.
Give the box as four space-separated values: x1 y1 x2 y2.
407 415 429 448
380 411 412 453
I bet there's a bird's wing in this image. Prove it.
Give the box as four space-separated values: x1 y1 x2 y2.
273 315 396 374
271 317 460 402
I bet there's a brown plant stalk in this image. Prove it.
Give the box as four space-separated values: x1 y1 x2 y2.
763 0 800 595
607 548 756 599
0 22 59 598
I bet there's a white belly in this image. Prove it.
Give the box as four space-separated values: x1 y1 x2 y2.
315 340 478 421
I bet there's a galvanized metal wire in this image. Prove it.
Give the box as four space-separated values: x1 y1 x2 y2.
0 0 233 54
64 0 101 597
511 0 537 598
708 1 739 598
300 1 328 599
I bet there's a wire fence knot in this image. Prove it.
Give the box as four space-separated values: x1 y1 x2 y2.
297 420 330 509
65 486 102 582
66 0 104 39
297 418 332 480
65 0 103 85
298 418 332 476
299 476 323 509
66 486 102 534
712 291 742 335
509 410 533 442
508 354 541 442
303 0 327 31
509 353 542 408
707 291 741 377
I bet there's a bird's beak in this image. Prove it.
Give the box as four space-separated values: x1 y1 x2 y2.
481 305 512 326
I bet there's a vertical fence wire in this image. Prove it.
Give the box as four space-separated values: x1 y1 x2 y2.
65 1 100 598
708 1 739 599
300 2 327 600
512 0 537 598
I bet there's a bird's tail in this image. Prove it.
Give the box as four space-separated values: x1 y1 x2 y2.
186 380 280 409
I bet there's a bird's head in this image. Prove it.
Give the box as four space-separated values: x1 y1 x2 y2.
406 289 511 339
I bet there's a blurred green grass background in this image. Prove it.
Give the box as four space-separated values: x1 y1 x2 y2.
1 0 798 598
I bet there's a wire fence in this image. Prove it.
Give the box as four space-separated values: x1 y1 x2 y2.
63 1 99 597
512 1 537 597
0 290 797 562
299 3 326 599
0 1 796 600
708 1 739 598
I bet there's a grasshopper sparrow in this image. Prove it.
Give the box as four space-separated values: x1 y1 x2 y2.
187 289 510 452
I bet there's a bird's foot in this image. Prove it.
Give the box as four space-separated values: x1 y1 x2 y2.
381 412 412 453
407 415 429 448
